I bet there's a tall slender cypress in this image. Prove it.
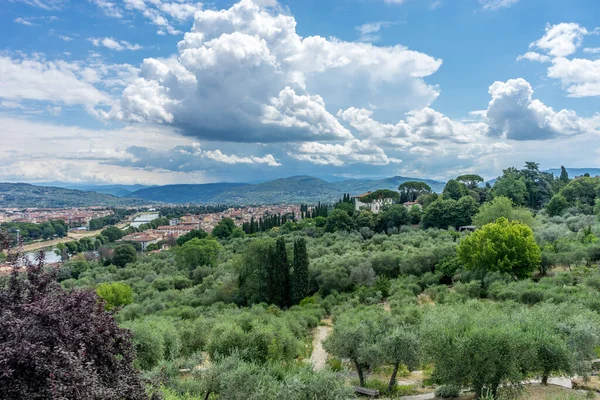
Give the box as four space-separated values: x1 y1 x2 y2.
292 238 310 305
270 237 291 308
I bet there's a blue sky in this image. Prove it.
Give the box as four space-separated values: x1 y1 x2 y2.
1 0 599 185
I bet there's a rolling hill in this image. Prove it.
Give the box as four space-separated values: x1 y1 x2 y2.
0 183 150 208
37 183 152 197
128 175 446 204
128 183 250 203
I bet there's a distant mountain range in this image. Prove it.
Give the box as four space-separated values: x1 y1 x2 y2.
546 168 600 178
7 168 598 208
126 175 446 204
0 183 150 208
38 182 153 197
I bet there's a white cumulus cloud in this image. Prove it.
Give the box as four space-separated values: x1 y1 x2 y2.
529 23 590 57
114 0 442 144
90 37 143 51
486 78 597 140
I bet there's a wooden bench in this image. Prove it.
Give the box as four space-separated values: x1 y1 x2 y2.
354 386 380 397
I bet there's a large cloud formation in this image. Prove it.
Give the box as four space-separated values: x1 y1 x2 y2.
486 78 596 140
115 0 442 143
520 22 600 97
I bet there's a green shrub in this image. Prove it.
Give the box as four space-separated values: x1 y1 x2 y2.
435 385 460 398
326 357 343 372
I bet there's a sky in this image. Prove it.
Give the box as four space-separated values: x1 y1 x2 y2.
0 0 599 185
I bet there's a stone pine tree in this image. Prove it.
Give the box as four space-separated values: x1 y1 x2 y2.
269 237 291 308
292 238 310 305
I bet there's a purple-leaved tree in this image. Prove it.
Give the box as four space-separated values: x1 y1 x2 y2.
0 231 148 399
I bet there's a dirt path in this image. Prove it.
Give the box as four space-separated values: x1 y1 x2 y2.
310 318 332 371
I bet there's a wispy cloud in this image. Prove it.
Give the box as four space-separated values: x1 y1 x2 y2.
478 0 519 11
89 37 143 51
11 0 65 10
14 15 58 26
356 21 394 42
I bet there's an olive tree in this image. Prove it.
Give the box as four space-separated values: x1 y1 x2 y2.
472 196 535 228
421 302 535 398
324 307 391 387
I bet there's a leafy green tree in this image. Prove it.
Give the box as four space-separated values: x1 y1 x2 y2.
398 181 432 203
456 174 484 190
67 260 89 279
492 168 528 206
324 307 390 387
355 210 376 229
560 176 600 206
212 218 236 239
472 196 535 228
525 314 572 385
369 325 420 393
334 201 355 216
239 239 274 305
145 243 159 252
112 244 137 268
443 179 469 200
521 162 554 209
325 209 353 232
176 229 208 246
96 282 134 311
417 192 439 208
546 194 569 217
457 217 541 279
422 196 478 229
292 238 310 305
559 165 569 183
360 189 400 203
175 237 221 272
101 226 124 242
421 303 536 398
409 205 422 224
375 204 410 233
270 238 291 308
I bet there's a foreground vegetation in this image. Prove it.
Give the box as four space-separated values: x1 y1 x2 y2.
3 163 600 399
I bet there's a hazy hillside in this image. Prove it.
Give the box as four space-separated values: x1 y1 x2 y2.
546 168 600 178
129 183 250 203
0 183 150 208
216 176 341 204
333 176 446 195
38 183 152 197
128 175 447 204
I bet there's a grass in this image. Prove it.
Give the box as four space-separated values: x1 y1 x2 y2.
349 377 419 398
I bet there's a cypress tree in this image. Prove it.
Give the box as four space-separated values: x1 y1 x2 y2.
559 166 569 183
292 238 310 305
269 237 291 308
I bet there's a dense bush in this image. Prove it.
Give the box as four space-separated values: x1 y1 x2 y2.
0 246 146 399
435 385 460 398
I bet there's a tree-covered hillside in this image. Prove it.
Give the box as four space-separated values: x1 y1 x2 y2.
128 175 445 204
0 183 149 208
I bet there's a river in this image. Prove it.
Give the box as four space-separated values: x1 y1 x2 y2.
130 212 160 228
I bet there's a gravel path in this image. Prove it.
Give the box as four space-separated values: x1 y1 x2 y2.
400 393 435 400
310 321 331 371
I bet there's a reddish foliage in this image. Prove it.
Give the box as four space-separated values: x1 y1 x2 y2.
0 232 147 399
